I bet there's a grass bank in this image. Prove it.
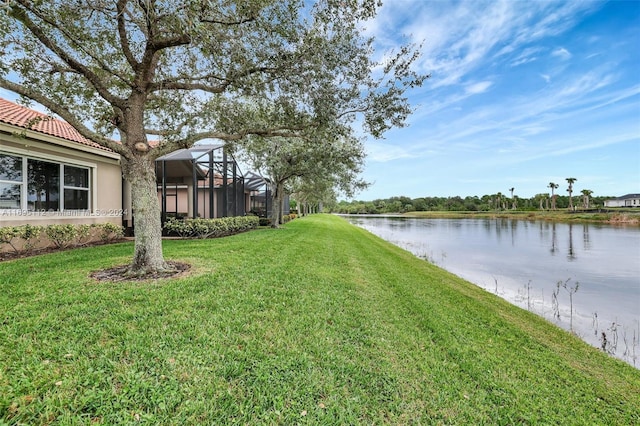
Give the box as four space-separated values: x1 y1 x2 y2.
403 209 640 225
1 214 638 424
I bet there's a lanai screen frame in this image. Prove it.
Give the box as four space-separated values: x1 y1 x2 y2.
155 144 248 223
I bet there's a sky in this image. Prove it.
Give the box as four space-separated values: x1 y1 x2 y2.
1 1 638 201
354 0 640 200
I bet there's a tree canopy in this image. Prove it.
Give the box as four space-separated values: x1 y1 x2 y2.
0 0 425 274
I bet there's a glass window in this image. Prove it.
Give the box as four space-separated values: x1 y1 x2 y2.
63 165 89 210
27 159 59 211
0 183 21 209
0 153 22 182
64 188 89 210
64 166 89 188
1 154 92 212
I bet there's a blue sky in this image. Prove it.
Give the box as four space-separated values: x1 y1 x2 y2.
356 0 640 200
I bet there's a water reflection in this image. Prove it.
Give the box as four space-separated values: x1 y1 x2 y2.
343 215 640 367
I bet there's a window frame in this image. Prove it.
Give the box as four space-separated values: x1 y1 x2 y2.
0 152 24 210
0 149 95 213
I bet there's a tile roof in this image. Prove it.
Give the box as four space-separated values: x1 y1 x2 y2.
0 97 111 152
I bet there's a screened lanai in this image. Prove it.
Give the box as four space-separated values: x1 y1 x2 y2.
155 144 269 223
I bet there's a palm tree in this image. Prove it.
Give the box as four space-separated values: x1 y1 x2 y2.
566 177 577 211
509 187 516 209
548 182 559 210
581 189 593 209
496 192 502 211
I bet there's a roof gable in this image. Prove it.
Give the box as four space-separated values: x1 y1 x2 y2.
0 97 111 152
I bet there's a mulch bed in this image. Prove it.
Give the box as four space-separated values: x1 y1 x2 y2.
90 261 191 282
0 239 127 263
1 240 191 282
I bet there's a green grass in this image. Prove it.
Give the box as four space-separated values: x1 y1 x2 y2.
1 214 639 425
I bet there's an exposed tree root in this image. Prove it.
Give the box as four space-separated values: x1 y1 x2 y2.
90 261 190 282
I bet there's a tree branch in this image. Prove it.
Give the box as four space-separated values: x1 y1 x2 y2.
116 0 140 71
149 65 277 93
0 78 128 157
10 2 127 108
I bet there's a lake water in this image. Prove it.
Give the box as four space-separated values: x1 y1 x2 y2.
342 215 640 367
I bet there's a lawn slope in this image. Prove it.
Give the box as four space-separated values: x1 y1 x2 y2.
1 214 638 424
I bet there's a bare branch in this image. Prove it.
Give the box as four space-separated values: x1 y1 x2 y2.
116 0 140 71
0 77 128 157
10 2 127 108
149 65 278 93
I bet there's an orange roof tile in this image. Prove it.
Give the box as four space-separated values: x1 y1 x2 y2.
0 97 112 152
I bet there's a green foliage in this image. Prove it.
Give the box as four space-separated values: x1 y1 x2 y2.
45 224 78 248
0 223 123 254
75 224 93 246
333 193 616 214
258 217 271 227
98 223 124 242
163 216 259 239
0 226 20 253
0 214 638 424
17 224 43 252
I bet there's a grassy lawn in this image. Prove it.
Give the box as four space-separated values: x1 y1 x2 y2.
1 214 639 425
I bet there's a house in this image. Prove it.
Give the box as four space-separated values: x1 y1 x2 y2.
1 97 286 231
155 146 289 222
0 98 123 227
604 194 640 208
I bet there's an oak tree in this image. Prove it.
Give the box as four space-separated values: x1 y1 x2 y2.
0 0 424 274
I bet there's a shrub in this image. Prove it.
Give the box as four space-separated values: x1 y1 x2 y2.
164 216 260 239
45 224 78 248
0 222 123 257
99 222 124 242
0 226 20 253
75 224 94 246
163 218 193 238
18 224 43 252
259 217 271 227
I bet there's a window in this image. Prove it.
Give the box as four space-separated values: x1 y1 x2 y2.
0 151 92 211
0 153 22 209
28 159 60 211
64 166 89 210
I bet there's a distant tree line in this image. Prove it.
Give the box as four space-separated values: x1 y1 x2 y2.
330 193 612 215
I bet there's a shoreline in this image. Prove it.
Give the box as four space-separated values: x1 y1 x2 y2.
394 210 640 225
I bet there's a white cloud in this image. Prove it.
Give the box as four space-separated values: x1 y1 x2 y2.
465 81 493 95
552 47 572 59
510 46 544 67
366 141 413 162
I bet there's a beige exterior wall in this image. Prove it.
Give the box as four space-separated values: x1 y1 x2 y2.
0 125 123 227
158 185 220 218
158 184 253 219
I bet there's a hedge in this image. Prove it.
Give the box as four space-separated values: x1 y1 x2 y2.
0 223 124 255
163 216 260 239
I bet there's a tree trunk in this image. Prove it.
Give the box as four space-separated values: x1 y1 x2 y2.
270 182 283 228
121 155 168 274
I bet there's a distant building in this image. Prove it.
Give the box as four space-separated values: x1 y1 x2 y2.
604 194 640 208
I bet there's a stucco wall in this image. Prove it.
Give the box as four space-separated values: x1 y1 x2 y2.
0 129 123 227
